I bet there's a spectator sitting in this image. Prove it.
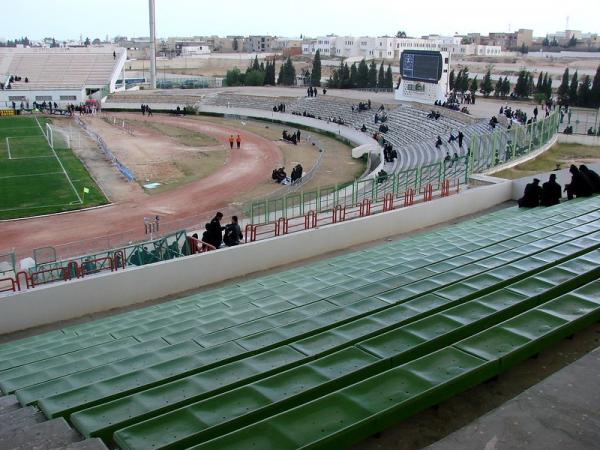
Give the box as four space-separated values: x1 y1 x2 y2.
206 212 225 248
564 165 593 200
448 132 457 143
563 125 573 135
378 124 389 133
444 151 451 164
435 135 443 149
540 174 562 207
427 110 436 119
360 124 367 132
376 169 388 183
588 127 595 136
518 178 542 208
579 165 600 193
223 216 243 247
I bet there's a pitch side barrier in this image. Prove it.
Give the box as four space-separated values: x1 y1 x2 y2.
74 117 135 182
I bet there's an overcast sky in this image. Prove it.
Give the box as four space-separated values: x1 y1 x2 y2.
1 0 599 41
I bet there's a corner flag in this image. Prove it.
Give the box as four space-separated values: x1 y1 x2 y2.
83 187 90 194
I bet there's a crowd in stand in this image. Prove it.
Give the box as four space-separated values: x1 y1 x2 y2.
351 100 372 112
272 103 286 112
383 142 397 163
0 75 29 90
518 165 600 208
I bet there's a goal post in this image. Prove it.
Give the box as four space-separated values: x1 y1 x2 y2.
45 122 54 149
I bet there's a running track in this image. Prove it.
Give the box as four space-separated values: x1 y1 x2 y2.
0 115 282 260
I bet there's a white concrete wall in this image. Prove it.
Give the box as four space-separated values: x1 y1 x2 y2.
557 134 600 146
0 182 513 335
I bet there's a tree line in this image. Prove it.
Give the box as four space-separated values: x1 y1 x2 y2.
225 55 279 86
449 65 600 107
327 58 394 90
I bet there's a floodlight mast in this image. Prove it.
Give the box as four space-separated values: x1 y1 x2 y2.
148 0 157 89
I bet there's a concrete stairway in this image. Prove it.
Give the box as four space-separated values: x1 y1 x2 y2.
0 395 106 450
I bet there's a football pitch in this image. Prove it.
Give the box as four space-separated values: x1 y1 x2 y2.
0 116 108 219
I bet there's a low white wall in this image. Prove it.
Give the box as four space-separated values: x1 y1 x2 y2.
0 183 513 335
557 134 600 146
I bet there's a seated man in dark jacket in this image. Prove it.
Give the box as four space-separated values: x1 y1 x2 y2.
223 216 243 246
565 165 593 200
579 165 600 193
540 174 562 206
518 178 542 208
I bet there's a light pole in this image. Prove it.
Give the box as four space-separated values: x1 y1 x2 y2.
148 0 157 89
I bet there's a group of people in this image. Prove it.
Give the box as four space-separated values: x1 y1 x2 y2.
444 151 461 167
500 106 527 124
351 100 372 112
198 212 244 249
292 111 316 119
383 142 398 163
272 103 286 112
306 87 321 97
140 104 153 116
378 123 389 133
271 163 304 185
519 165 600 208
1 75 28 90
228 134 242 149
282 129 301 145
434 100 470 114
374 111 388 124
427 110 442 120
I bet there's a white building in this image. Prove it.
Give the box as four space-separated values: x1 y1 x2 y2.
180 45 211 56
302 35 502 59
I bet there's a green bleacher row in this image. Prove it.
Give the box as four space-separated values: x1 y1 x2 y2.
0 196 598 450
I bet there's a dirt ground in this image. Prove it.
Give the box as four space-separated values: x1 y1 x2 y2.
493 142 600 179
0 114 283 260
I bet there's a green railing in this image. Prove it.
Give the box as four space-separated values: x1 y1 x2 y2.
247 110 560 225
30 231 189 284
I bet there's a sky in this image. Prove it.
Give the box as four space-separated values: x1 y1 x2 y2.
1 0 599 42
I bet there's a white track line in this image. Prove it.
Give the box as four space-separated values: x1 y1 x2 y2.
0 172 64 180
5 137 11 159
34 116 83 204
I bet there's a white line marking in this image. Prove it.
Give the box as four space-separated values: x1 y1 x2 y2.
0 172 64 180
0 202 83 212
5 137 10 159
34 116 83 204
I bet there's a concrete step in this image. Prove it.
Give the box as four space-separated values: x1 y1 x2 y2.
0 396 19 415
54 438 108 450
0 417 80 450
0 406 44 435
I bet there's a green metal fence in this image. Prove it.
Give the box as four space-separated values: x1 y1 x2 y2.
30 231 189 284
246 110 560 224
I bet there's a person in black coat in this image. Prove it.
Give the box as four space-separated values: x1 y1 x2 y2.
579 165 600 193
540 174 562 206
207 212 224 248
565 165 593 200
518 178 542 208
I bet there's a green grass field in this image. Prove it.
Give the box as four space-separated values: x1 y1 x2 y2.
0 116 108 219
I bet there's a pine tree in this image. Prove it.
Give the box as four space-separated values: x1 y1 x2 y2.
460 68 470 92
481 70 493 97
385 65 393 89
469 76 478 95
341 62 351 88
514 70 531 98
577 75 591 107
569 70 579 105
367 61 377 88
501 77 510 98
591 65 600 108
232 38 238 51
557 68 570 104
494 77 502 97
449 69 455 91
357 59 369 88
545 74 553 100
350 63 358 88
311 50 322 87
277 57 296 86
536 72 544 93
251 55 260 71
527 73 534 97
377 62 385 88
